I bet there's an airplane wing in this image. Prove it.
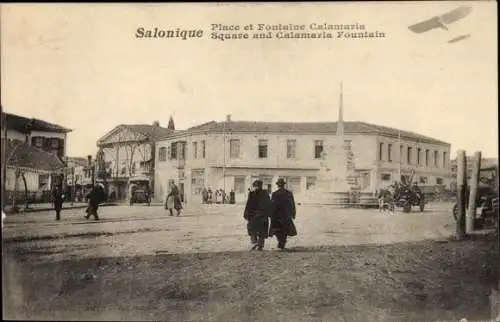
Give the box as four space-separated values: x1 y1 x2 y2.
408 16 443 33
441 6 473 24
447 34 471 44
408 6 472 34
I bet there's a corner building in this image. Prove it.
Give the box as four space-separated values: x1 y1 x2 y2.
154 119 451 204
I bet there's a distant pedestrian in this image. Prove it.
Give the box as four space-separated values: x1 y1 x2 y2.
165 182 182 216
208 188 213 203
165 194 175 216
85 185 104 220
202 188 208 204
229 189 235 204
243 180 272 251
269 178 297 250
52 186 64 221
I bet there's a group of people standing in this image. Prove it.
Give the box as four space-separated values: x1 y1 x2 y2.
244 178 297 251
201 188 236 204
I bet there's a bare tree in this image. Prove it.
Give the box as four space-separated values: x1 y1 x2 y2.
117 131 147 178
12 168 28 212
137 144 151 164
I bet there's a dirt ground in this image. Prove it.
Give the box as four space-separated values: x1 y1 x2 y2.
2 203 499 321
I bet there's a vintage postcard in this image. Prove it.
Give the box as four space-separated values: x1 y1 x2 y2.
1 2 498 321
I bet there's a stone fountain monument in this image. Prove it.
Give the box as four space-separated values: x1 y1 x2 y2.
301 82 360 206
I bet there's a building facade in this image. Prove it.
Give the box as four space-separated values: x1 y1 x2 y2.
154 118 452 204
96 122 175 200
3 112 71 160
449 156 498 188
4 139 65 205
2 112 71 205
65 157 90 187
63 156 93 201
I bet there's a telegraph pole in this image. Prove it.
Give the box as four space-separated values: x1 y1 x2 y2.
222 117 227 197
1 106 7 212
456 150 467 240
397 131 402 182
466 151 481 234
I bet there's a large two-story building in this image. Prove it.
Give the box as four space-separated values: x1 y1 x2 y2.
154 116 452 203
3 112 71 160
96 121 175 200
2 111 70 204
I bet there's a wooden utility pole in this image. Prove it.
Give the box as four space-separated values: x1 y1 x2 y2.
1 107 7 212
456 150 467 239
222 117 227 195
466 151 481 233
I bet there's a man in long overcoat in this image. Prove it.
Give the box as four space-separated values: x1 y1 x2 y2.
52 186 64 221
165 182 183 216
244 180 272 251
270 178 297 250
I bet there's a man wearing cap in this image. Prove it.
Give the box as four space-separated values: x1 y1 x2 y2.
243 180 272 251
270 178 297 250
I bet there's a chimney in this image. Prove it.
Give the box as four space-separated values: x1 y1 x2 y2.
226 114 232 122
87 155 92 165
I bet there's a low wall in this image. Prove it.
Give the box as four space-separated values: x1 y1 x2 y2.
2 190 53 206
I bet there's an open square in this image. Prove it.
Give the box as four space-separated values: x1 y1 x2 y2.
2 203 497 321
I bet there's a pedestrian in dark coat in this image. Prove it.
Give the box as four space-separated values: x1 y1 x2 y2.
270 178 297 250
244 180 272 251
229 189 235 204
52 186 64 221
85 185 104 220
165 183 183 216
202 188 208 204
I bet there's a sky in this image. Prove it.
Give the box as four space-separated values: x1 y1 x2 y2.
1 2 497 159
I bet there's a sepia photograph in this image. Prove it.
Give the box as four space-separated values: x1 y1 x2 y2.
1 2 499 321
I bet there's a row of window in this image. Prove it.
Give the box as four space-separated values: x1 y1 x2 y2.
252 139 327 159
158 141 206 162
31 136 62 149
158 139 449 165
159 139 330 161
380 172 444 185
378 142 447 168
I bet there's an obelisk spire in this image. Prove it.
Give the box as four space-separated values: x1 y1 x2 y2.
336 81 344 137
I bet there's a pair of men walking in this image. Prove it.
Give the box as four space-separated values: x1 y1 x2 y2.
244 178 297 251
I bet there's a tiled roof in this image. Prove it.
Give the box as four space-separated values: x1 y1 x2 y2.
97 124 176 145
121 124 175 139
5 139 65 172
183 120 449 145
66 157 89 167
3 112 71 133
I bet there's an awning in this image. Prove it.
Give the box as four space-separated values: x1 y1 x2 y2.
129 175 151 182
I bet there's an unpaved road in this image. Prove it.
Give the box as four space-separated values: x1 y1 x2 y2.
2 203 498 321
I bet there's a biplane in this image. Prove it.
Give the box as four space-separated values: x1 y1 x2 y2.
408 6 472 34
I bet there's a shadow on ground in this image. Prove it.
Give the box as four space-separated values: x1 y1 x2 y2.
2 227 176 244
3 234 499 322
